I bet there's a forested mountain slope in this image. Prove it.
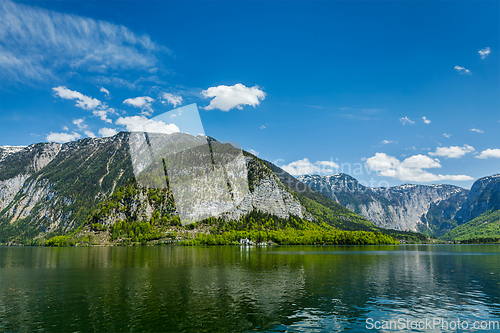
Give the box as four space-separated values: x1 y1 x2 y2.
0 133 398 245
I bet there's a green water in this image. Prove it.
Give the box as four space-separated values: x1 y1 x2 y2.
0 245 499 332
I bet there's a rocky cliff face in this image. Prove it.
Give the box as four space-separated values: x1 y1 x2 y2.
87 154 312 229
0 142 62 211
454 174 500 224
0 133 321 243
0 146 26 162
0 134 132 242
220 157 311 221
298 174 469 235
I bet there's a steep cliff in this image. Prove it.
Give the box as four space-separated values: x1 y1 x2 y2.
0 133 132 243
0 133 377 244
298 174 469 235
453 174 500 224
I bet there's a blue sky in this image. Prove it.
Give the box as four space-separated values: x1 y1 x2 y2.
0 0 499 188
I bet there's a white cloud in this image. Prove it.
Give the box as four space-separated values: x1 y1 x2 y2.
62 125 69 131
429 144 475 159
366 153 401 172
98 128 117 137
73 118 87 129
281 158 339 176
476 148 500 159
381 140 395 144
399 116 415 125
53 86 101 110
281 159 320 176
46 131 81 143
84 130 96 138
160 93 182 107
443 133 451 138
402 154 441 169
52 86 114 123
116 115 180 134
0 0 164 86
92 108 114 124
422 116 431 124
366 152 473 182
100 87 110 97
454 66 471 75
202 83 266 111
479 47 491 59
260 125 266 129
247 149 259 156
123 96 154 115
470 128 484 133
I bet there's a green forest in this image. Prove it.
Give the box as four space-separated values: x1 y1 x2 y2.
45 210 399 246
441 210 500 242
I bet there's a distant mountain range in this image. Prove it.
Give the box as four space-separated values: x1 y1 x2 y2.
1 133 498 244
298 173 500 238
0 133 388 245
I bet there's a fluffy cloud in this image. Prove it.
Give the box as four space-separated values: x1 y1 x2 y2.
98 127 117 137
73 118 87 129
402 154 441 169
381 140 395 144
100 87 110 97
46 131 81 143
422 116 431 124
0 0 163 86
202 83 266 111
470 128 484 133
161 93 182 107
281 158 339 176
116 115 180 134
476 149 500 159
92 109 114 124
399 116 415 125
443 133 451 138
84 130 96 138
366 153 401 172
454 66 471 75
429 144 475 159
123 96 154 115
479 47 491 59
53 86 101 110
366 153 473 182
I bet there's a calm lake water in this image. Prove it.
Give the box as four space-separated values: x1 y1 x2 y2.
0 245 499 332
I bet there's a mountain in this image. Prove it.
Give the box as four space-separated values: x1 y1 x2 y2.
298 174 469 236
298 173 500 238
0 133 396 245
0 133 134 243
453 174 500 224
440 209 500 241
440 174 500 242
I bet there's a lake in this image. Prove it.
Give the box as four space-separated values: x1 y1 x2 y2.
0 245 499 332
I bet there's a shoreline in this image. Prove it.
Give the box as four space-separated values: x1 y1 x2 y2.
2 241 499 247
